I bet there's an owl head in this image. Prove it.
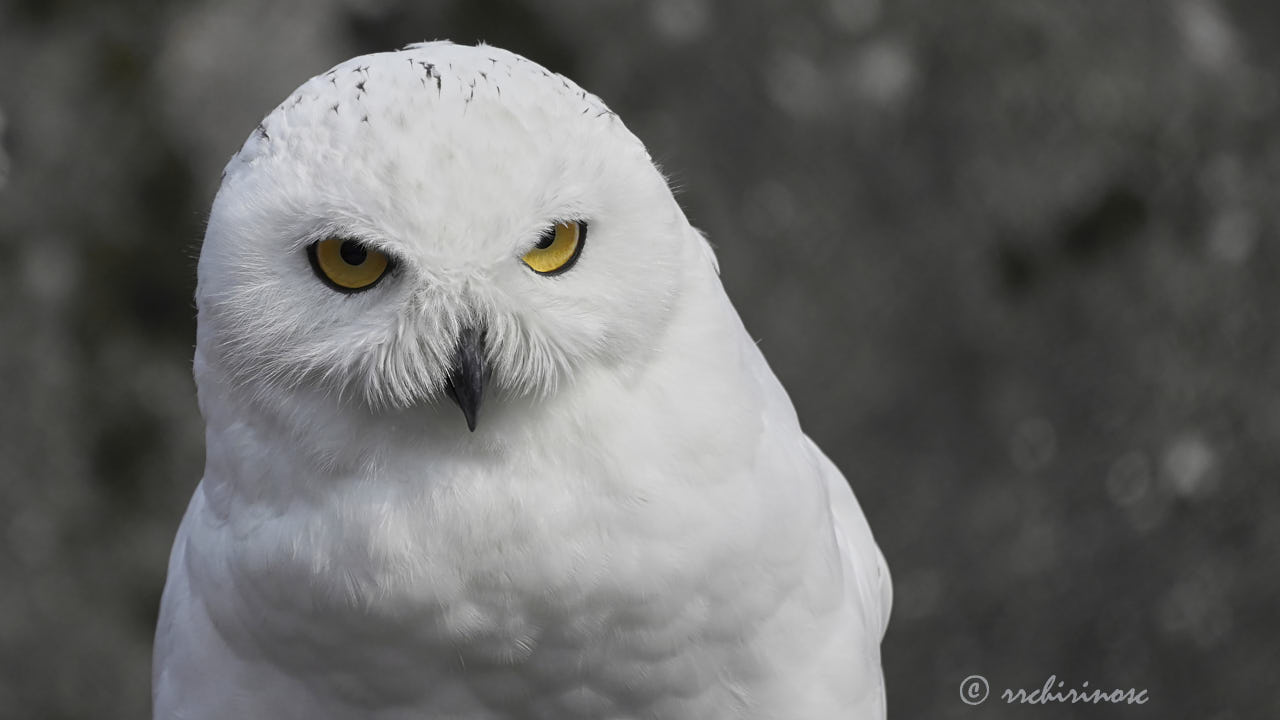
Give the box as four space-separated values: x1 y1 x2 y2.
196 42 716 439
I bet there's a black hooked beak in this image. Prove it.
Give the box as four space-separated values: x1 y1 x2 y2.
443 324 490 432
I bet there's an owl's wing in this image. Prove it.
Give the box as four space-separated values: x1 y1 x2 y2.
796 436 891 720
804 435 892 716
152 485 271 719
808 435 892 642
152 491 216 718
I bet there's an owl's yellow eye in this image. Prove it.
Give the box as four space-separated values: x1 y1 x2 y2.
307 237 390 292
522 221 586 275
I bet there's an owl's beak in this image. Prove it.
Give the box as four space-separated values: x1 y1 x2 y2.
443 324 490 432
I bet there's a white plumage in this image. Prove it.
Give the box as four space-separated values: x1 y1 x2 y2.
153 41 891 719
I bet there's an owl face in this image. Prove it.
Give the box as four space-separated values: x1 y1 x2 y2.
196 43 698 431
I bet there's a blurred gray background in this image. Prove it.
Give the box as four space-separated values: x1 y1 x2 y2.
1 0 1277 718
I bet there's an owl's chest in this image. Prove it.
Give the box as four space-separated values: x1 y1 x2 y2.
198 461 786 715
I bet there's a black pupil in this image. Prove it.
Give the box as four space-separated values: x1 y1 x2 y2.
339 240 367 266
535 227 557 250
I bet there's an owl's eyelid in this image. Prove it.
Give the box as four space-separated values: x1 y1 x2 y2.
520 218 587 253
293 228 402 263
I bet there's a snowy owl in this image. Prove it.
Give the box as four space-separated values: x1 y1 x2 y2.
152 41 891 720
